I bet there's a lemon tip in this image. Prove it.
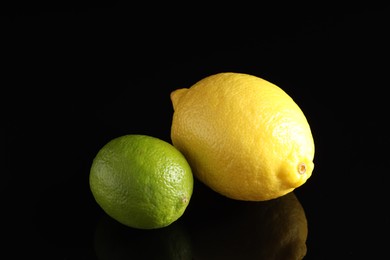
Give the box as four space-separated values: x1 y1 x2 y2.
170 88 188 110
298 163 306 175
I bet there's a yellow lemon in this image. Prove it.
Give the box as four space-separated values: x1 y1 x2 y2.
170 72 314 201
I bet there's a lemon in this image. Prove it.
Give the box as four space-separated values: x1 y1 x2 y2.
170 72 314 201
89 134 194 229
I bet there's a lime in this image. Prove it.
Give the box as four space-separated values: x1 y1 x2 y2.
89 134 193 229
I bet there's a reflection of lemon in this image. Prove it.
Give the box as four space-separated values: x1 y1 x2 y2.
171 72 315 201
186 182 308 259
89 134 193 229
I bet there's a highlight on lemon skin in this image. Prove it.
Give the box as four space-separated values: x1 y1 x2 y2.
170 72 315 201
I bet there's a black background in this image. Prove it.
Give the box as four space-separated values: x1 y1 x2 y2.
3 2 390 259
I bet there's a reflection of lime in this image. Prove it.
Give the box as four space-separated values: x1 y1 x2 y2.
171 72 315 201
89 134 193 229
94 213 192 260
185 181 308 259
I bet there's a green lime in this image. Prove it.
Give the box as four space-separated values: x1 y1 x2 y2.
89 134 194 229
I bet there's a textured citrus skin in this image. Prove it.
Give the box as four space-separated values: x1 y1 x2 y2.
90 134 194 229
170 72 314 201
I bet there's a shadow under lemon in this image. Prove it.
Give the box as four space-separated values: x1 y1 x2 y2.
183 180 309 260
94 213 192 260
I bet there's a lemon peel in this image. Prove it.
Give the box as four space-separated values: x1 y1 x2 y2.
170 72 314 201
